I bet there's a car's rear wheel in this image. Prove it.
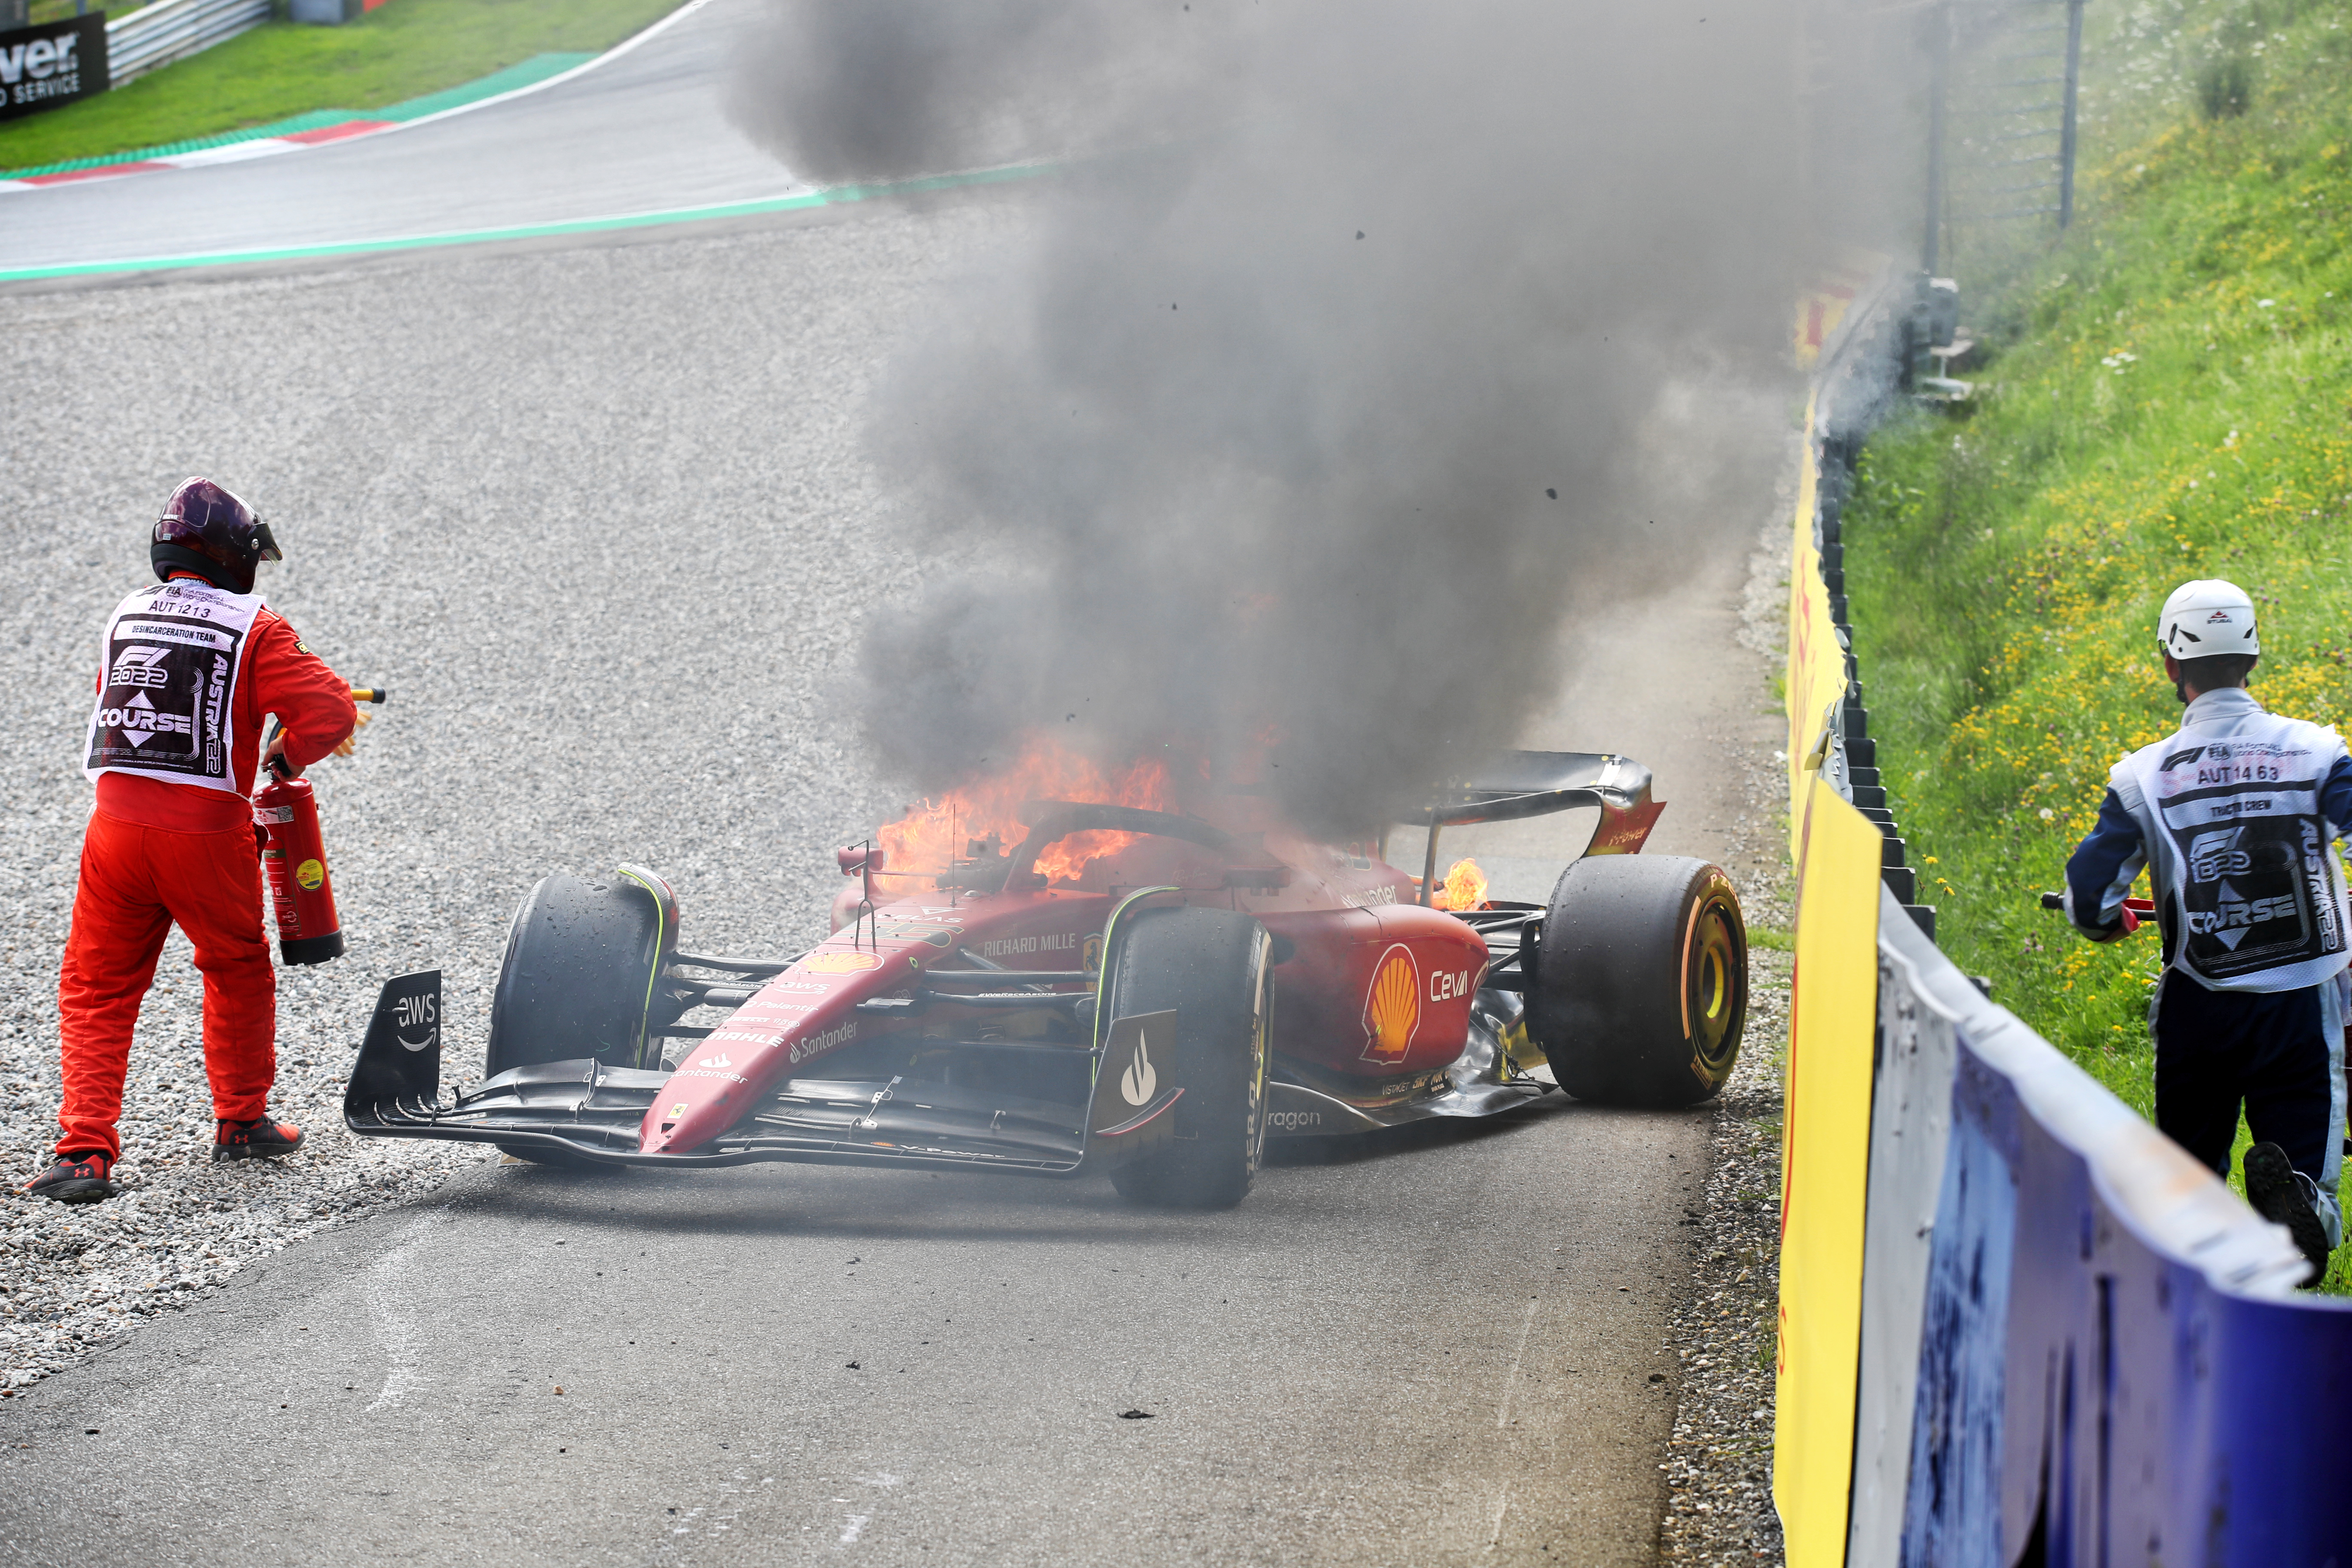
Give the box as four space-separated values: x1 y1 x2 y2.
487 867 676 1167
1105 907 1274 1209
1530 856 1746 1108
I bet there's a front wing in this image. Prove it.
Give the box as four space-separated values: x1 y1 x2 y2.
345 971 1183 1174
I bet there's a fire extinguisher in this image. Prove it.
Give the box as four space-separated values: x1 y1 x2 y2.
252 686 386 965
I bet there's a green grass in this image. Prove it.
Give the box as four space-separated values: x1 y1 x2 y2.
0 0 681 172
1840 0 2352 1292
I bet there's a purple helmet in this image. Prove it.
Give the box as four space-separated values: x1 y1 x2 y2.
150 477 280 594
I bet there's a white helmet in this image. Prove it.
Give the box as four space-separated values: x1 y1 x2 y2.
2157 578 2260 660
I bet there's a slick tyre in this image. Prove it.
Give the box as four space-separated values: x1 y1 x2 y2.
488 868 675 1084
1531 856 1746 1108
1105 907 1274 1210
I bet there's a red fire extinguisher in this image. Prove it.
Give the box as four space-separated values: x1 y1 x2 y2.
252 687 386 966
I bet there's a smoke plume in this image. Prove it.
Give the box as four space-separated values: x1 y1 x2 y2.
731 0 1847 835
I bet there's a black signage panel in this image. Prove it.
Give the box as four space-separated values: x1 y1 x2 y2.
0 12 107 123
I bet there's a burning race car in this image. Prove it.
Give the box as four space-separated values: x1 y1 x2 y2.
347 749 1746 1207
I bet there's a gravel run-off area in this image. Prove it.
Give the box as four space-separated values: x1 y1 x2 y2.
0 204 989 1396
5 198 1802 1567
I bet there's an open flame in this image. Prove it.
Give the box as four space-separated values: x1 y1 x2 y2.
1432 857 1489 911
875 733 1178 887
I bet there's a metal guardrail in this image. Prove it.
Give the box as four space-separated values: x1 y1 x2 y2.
1852 887 2340 1566
107 0 271 87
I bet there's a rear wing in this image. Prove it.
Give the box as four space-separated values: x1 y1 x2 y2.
1403 750 1666 906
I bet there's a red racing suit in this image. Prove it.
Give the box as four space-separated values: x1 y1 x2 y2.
55 575 356 1160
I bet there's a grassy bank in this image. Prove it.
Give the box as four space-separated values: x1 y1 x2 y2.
0 0 680 172
1841 0 2352 1288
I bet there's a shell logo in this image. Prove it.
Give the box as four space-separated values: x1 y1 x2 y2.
803 950 882 974
1360 943 1421 1063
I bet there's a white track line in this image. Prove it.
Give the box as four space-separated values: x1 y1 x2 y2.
1494 1295 1538 1429
379 0 723 141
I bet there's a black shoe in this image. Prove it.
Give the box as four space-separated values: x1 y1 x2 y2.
2244 1142 2332 1287
23 1152 118 1204
212 1115 304 1162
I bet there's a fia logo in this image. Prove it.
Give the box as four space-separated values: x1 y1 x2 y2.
393 991 438 1052
1120 1021 1158 1106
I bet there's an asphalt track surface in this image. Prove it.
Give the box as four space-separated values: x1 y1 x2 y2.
0 0 801 275
0 5 1777 1562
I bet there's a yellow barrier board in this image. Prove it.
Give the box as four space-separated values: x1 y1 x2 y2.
1773 775 1884 1568
1792 253 1881 369
1785 396 1848 859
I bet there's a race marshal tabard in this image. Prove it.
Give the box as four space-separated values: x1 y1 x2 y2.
0 11 106 123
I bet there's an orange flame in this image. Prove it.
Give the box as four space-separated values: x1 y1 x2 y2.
876 733 1177 888
1432 857 1489 911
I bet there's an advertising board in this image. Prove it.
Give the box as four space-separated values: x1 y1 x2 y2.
0 11 106 121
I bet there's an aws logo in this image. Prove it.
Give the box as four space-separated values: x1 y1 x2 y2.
1361 944 1421 1063
392 991 436 1052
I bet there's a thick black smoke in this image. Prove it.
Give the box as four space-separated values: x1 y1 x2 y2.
732 0 1847 835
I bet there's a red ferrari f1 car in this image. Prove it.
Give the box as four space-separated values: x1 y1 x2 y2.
347 751 1746 1207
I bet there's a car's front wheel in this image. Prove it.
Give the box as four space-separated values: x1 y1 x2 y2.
1104 907 1274 1209
487 866 676 1168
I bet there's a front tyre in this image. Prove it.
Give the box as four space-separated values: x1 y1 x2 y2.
488 866 677 1170
1105 907 1274 1210
1531 856 1746 1108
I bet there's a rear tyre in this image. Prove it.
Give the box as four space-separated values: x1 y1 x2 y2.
1530 856 1746 1108
488 869 676 1168
1106 908 1274 1210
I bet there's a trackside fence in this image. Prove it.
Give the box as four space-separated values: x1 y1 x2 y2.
107 0 270 86
1772 275 2352 1568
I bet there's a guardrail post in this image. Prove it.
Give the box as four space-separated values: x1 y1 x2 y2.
1921 0 1951 276
2058 0 2085 227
